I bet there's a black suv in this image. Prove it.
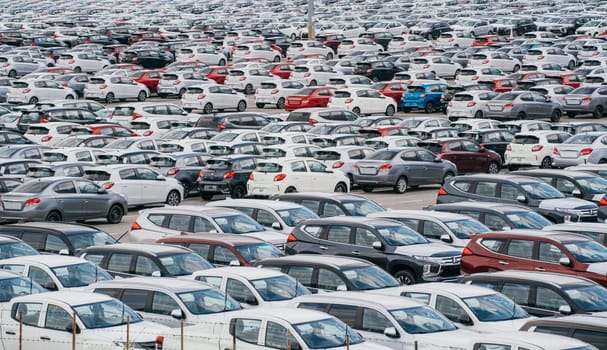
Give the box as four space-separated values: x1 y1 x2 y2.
198 154 262 200
121 49 173 69
497 16 537 36
352 61 399 81
410 20 451 40
274 192 385 217
286 216 461 284
195 113 271 131
438 174 598 223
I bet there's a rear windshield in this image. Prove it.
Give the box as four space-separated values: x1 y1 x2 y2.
187 87 204 94
162 74 178 81
27 126 49 135
334 91 351 98
459 70 476 76
255 162 282 172
113 107 135 116
367 150 398 160
27 167 54 178
14 181 50 193
205 159 230 170
407 86 425 93
12 82 28 88
260 82 277 89
150 157 175 167
229 70 244 76
42 152 68 162
287 112 310 121
314 151 340 160
83 170 111 181
88 78 105 84
513 135 540 144
130 122 151 130
453 94 473 101
295 88 315 96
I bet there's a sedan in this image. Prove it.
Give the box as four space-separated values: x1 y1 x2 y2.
483 91 563 122
562 85 607 119
0 177 128 223
552 132 607 168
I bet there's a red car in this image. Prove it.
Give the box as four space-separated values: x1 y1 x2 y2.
130 69 163 94
478 78 518 93
358 126 410 138
471 35 510 47
419 138 502 173
318 33 346 53
285 86 335 111
267 62 295 79
372 81 407 105
72 123 138 137
461 230 607 287
202 66 229 84
105 63 143 71
556 73 584 88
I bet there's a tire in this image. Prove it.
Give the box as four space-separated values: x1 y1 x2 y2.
285 186 297 193
517 111 527 120
385 105 395 116
165 190 181 206
256 103 265 108
442 171 454 185
74 66 82 73
230 185 246 199
45 211 62 222
487 161 500 174
513 64 520 72
218 59 226 66
470 31 475 38
273 56 281 63
550 109 562 122
599 159 607 164
593 105 604 119
8 70 16 78
402 107 411 113
137 91 147 102
453 69 460 79
372 76 380 82
158 93 168 98
394 176 408 193
508 165 520 171
28 97 38 104
182 182 191 198
395 270 416 285
334 182 347 193
65 94 74 100
106 205 124 224
424 102 436 114
326 53 333 60
244 84 254 95
203 103 213 114
290 33 296 40
474 110 483 118
276 97 286 109
567 112 577 118
309 80 317 86
352 107 361 116
361 185 374 193
178 88 186 98
540 157 552 169
237 100 247 112
105 92 115 104
568 60 575 70
201 192 214 200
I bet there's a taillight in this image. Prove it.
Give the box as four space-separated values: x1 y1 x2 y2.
103 182 114 189
506 144 512 151
482 60 489 64
41 135 52 142
248 173 254 180
40 118 48 123
423 64 430 69
462 247 473 256
131 221 142 230
419 94 427 98
271 89 279 94
156 336 164 345
333 161 344 169
309 118 318 124
23 88 31 93
531 145 543 152
132 113 142 119
173 80 181 85
62 83 68 87
472 76 479 80
437 187 448 196
274 173 287 181
504 103 514 108
69 59 75 64
198 170 204 178
304 72 311 77
379 164 392 171
287 233 297 242
100 84 107 89
367 69 373 74
467 102 476 107
25 198 40 206
582 97 592 103
2 63 8 67
448 102 452 107
580 148 593 155
223 170 235 179
217 124 226 131
599 197 607 206
239 77 246 81
197 94 206 99
553 147 560 155
345 98 353 104
537 55 544 60
143 130 153 136
167 169 179 175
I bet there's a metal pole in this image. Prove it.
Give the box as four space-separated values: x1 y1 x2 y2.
126 316 130 350
180 318 184 350
287 329 291 350
72 312 77 350
18 310 22 350
307 0 314 39
232 321 236 350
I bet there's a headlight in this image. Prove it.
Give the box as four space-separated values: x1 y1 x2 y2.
413 256 444 264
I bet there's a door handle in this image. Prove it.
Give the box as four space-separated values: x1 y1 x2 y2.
5 331 15 335
319 246 328 250
498 261 509 265
351 251 360 255
40 336 51 341
535 267 545 272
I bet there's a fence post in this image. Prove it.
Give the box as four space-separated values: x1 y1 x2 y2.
126 315 130 350
232 321 236 350
180 317 184 350
414 340 418 350
345 333 349 350
72 312 77 350
287 329 291 350
18 310 22 350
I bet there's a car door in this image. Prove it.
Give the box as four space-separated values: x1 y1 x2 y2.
45 80 66 99
136 167 167 203
1 301 44 350
38 303 80 350
352 227 388 268
117 168 143 205
225 317 266 350
434 294 475 329
461 140 488 172
306 159 337 192
499 238 537 272
75 180 109 219
211 86 228 109
442 140 469 172
534 241 571 275
416 149 445 184
51 180 82 220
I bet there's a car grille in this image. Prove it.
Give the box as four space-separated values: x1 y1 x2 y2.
575 208 598 217
133 341 162 350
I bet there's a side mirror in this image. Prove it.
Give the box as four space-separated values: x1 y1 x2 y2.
156 175 166 181
43 282 58 291
244 295 258 305
151 270 161 277
559 256 571 267
58 249 70 256
516 194 527 203
65 324 80 334
383 327 399 338
479 146 486 152
97 188 108 194
501 226 511 231
336 284 348 291
271 222 282 230
558 305 572 315
182 111 188 115
433 157 442 163
457 314 474 326
372 241 384 251
439 234 453 243
229 260 241 266
170 309 186 320
571 189 581 197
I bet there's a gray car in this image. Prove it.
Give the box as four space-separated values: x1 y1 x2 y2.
563 85 607 119
0 55 41 78
0 177 128 223
552 132 607 168
352 147 457 193
484 91 563 122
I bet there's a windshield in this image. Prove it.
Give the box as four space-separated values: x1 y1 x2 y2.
67 231 117 251
389 306 457 334
214 214 265 234
308 125 335 135
177 288 241 314
277 207 318 227
445 219 490 239
344 265 399 290
0 276 45 302
505 212 552 229
235 243 282 263
520 182 565 200
565 134 599 145
354 118 376 127
367 150 398 161
105 139 135 149
463 293 528 322
250 275 310 301
376 225 428 246
341 199 385 216
212 132 239 142
162 130 189 139
74 299 142 329
160 252 213 276
294 317 364 349
52 262 112 288
564 285 607 312
0 241 40 258
576 177 607 194
564 240 607 263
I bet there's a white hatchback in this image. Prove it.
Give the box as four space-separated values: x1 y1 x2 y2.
84 76 149 104
7 79 77 105
327 88 397 116
504 130 572 169
181 84 247 114
255 80 305 109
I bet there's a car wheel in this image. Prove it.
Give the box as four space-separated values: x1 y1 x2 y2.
181 182 191 198
231 185 246 199
517 111 526 120
218 59 226 66
568 60 575 70
165 190 181 206
276 97 286 109
326 52 333 60
28 97 38 104
244 84 254 95
106 205 124 224
394 176 408 193
334 182 347 193
105 92 115 104
567 112 577 118
453 69 460 79
352 107 361 116
290 33 297 40
550 109 562 122
508 165 520 171
487 161 500 174
470 31 475 37
540 157 552 169
372 76 380 82
137 91 147 102
442 171 454 185
273 56 281 63
402 107 412 113
7 70 16 78
395 270 416 285
178 88 186 98
593 105 604 119
203 102 213 114
74 66 82 73
237 100 247 112
599 159 607 164
45 211 62 222
513 64 520 72
256 102 265 108
361 185 374 192
309 80 317 86
158 93 168 98
424 102 435 114
474 110 483 118
385 105 395 116
201 192 214 200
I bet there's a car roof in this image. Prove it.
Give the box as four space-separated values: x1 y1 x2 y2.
402 282 499 298
469 331 594 348
2 222 101 234
449 174 543 183
430 202 532 213
142 205 241 216
300 216 397 227
371 209 474 221
294 291 423 310
477 230 590 242
513 169 599 178
461 270 597 287
158 233 264 245
523 314 607 328
81 243 190 254
13 290 112 305
258 254 371 268
207 198 305 210
227 307 335 324
275 192 369 201
0 255 90 267
89 276 213 293
195 266 285 279
544 222 607 232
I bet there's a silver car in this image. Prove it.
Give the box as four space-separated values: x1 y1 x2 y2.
552 132 607 168
484 91 563 122
0 177 128 223
562 85 607 119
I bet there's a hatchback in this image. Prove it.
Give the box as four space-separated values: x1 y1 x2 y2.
285 87 336 111
504 131 572 170
197 155 262 200
418 138 502 174
401 83 448 114
181 84 247 114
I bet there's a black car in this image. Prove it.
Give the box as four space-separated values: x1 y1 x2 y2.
149 152 209 197
352 60 399 82
410 20 451 40
254 255 401 292
497 17 538 36
459 129 514 161
359 31 393 51
43 107 102 124
0 222 116 255
438 174 598 223
54 73 90 98
24 37 67 48
207 142 263 157
286 216 462 284
458 270 607 318
121 49 173 69
0 30 24 46
512 169 607 221
195 113 271 131
425 201 552 231
198 154 262 200
274 192 385 217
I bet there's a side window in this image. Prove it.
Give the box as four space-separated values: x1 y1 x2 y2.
535 287 568 312
81 253 104 265
212 246 238 266
474 182 497 197
119 168 137 180
226 278 256 304
12 302 42 326
506 240 534 259
474 344 510 350
54 181 77 194
167 214 192 232
326 304 358 327
422 221 448 240
322 203 345 217
147 214 168 227
286 266 314 287
500 183 522 201
435 296 468 324
361 308 392 334
326 225 351 244
265 321 300 350
45 235 68 254
500 283 531 306
538 242 565 263
302 225 323 238
483 214 510 231
256 210 276 227
187 243 210 259
316 268 344 291
453 181 472 192
555 178 577 195
151 291 180 315
300 200 320 214
28 266 54 290
134 256 158 276
572 329 607 350
107 253 132 273
354 228 377 247
195 276 222 289
480 239 506 253
193 217 215 233
121 289 149 311
45 304 73 331
230 318 261 345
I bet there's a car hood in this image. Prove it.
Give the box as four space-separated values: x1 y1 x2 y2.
538 198 597 210
87 320 169 344
393 243 461 258
243 230 286 246
414 329 474 349
462 317 533 333
586 261 607 275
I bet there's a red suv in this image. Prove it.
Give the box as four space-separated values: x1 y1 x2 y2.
419 138 502 174
285 86 335 111
461 230 607 287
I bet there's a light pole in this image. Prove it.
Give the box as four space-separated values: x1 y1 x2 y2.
307 0 314 39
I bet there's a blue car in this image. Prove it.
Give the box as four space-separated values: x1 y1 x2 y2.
401 82 448 113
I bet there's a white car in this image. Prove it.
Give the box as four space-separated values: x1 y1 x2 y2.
451 19 493 37
224 68 275 95
522 47 577 70
398 117 452 130
182 84 247 113
41 147 98 163
157 71 214 98
186 267 310 307
364 135 421 149
454 67 505 85
84 76 149 103
328 88 397 116
468 51 522 72
175 46 228 66
447 91 499 120
338 38 383 57
466 331 597 350
528 84 575 105
0 255 112 291
290 64 342 86
367 21 408 36
504 130 572 170
261 144 320 159
55 52 111 73
328 75 374 89
247 157 350 196
286 40 334 60
130 116 177 138
436 31 475 48
409 56 463 78
210 130 267 144
83 164 184 207
25 122 78 145
387 34 430 51
110 102 191 126
232 44 281 63
450 118 503 132
255 80 305 109
576 19 607 36
7 79 77 104
2 291 168 350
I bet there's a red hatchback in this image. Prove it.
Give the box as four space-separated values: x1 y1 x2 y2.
267 62 296 79
471 35 510 48
371 81 407 105
285 86 335 111
461 230 607 287
419 138 502 174
130 69 163 94
202 66 229 84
